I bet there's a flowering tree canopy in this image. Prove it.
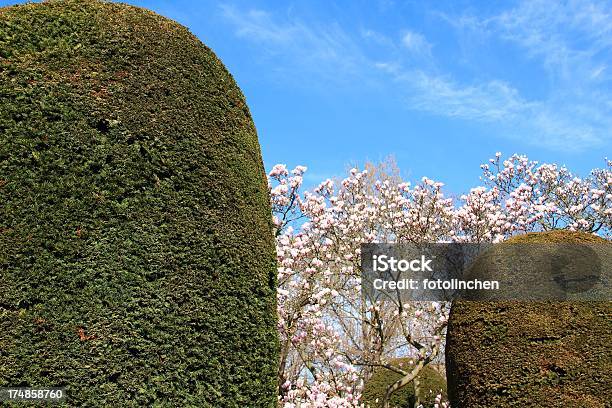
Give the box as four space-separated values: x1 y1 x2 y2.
269 154 611 407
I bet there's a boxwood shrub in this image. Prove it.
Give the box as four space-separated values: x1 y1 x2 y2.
0 1 278 406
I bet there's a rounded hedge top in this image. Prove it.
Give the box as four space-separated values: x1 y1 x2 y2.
504 230 607 244
459 230 609 301
0 1 278 406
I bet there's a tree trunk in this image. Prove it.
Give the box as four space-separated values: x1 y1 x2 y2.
382 358 425 408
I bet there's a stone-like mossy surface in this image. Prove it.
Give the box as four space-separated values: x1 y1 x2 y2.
0 1 278 406
361 358 447 408
446 231 611 407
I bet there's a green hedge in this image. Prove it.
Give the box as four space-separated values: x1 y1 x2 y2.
0 1 278 406
361 358 447 408
446 231 611 407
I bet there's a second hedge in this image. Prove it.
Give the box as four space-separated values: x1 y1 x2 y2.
445 231 611 407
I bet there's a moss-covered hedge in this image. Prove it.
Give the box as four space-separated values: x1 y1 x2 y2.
361 358 447 408
0 1 278 406
446 231 611 407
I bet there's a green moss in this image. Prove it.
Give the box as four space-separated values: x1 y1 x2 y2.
0 1 278 406
361 358 447 408
446 231 611 407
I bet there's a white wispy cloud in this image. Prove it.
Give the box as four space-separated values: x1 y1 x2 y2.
361 28 398 51
417 0 612 149
373 66 610 149
401 72 534 121
486 0 612 82
219 4 368 83
401 30 432 55
220 1 612 150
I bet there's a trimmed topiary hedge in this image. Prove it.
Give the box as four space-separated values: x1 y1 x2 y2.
446 231 611 407
0 0 278 406
361 358 447 408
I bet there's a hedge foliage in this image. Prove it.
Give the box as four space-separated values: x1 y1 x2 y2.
446 231 611 407
361 358 447 408
0 1 278 406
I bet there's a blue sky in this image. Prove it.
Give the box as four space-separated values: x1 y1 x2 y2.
4 0 612 194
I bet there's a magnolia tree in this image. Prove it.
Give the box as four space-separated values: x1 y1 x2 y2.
270 154 611 408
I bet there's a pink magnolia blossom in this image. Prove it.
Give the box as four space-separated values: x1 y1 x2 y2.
270 156 610 407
